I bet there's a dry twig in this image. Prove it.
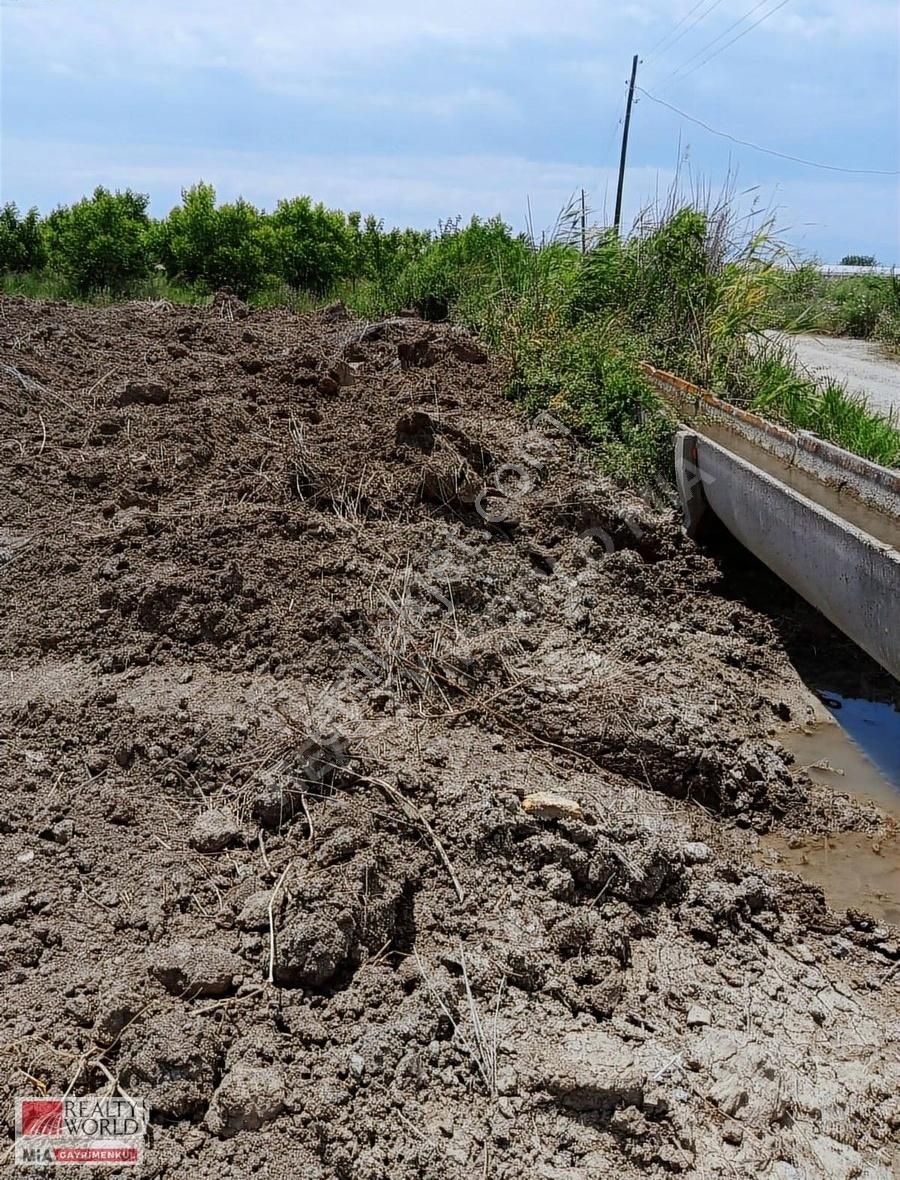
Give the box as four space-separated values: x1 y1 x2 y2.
267 864 291 985
347 768 464 904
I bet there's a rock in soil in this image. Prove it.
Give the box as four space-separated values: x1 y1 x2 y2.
1 296 897 1179
521 791 585 821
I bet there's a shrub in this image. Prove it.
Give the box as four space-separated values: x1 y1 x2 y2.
834 284 883 337
269 197 354 294
617 208 718 364
477 242 582 366
761 262 826 331
513 315 674 482
575 207 775 387
0 204 46 273
875 307 900 357
764 267 899 340
154 183 274 297
44 188 150 294
316 217 431 319
395 217 530 323
346 216 429 294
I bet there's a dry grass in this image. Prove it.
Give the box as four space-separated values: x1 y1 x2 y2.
414 945 505 1098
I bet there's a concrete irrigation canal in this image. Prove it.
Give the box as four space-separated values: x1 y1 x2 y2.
647 364 900 681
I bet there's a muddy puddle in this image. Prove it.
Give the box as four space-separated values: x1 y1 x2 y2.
760 692 900 924
761 830 900 925
784 694 900 813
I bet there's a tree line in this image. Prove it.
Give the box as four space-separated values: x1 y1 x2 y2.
0 183 438 300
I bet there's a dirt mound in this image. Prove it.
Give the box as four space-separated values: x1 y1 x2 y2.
1 296 897 1178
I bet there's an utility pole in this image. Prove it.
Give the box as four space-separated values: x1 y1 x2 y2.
580 189 587 254
613 54 639 234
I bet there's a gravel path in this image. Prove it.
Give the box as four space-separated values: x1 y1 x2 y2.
764 331 900 418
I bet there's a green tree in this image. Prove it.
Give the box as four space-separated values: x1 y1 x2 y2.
348 215 429 288
269 197 354 293
840 254 876 267
0 204 46 272
44 187 150 293
154 183 274 297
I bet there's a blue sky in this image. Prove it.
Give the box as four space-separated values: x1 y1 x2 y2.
1 0 898 262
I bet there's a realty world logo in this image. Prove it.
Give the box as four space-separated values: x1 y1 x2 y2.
15 1096 149 1167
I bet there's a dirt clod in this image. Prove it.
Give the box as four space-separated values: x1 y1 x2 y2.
118 380 169 407
188 807 242 854
206 1063 286 1137
150 942 244 997
118 1011 224 1119
274 913 356 989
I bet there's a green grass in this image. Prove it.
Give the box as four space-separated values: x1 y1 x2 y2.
0 269 202 305
728 341 900 467
763 264 900 354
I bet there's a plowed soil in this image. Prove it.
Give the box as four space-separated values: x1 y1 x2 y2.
1 293 898 1179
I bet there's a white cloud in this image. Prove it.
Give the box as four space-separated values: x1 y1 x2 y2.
367 87 520 121
762 175 900 262
6 0 893 91
7 0 618 83
1 134 675 234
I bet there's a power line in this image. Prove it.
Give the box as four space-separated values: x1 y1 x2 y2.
675 0 792 81
637 87 900 175
644 0 728 66
644 0 710 61
661 0 775 85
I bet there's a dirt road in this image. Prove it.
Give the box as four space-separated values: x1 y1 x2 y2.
765 330 900 418
2 295 899 1179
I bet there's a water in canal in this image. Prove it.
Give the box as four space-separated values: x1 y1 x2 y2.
759 692 900 925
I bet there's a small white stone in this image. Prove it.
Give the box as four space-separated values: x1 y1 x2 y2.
521 793 584 822
708 1075 748 1117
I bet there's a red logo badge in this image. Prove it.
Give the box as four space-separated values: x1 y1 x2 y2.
20 1100 63 1137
